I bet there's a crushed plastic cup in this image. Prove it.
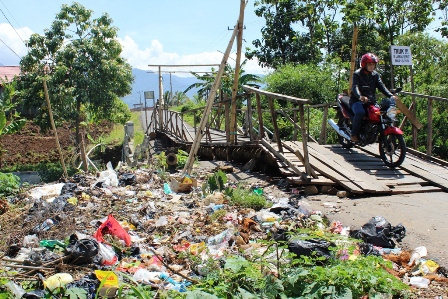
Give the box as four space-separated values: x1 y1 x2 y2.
43 273 74 291
408 246 427 266
163 183 172 195
409 276 430 288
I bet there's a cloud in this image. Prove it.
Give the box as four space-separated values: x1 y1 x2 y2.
118 35 271 77
0 24 271 77
0 23 32 65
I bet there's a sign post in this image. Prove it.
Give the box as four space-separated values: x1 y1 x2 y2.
144 91 155 130
390 45 418 148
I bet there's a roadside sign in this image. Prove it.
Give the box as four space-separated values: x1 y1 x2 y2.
144 91 154 99
390 46 413 65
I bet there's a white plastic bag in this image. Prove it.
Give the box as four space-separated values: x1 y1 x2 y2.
97 162 118 187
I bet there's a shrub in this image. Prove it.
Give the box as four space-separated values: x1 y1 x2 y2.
36 162 77 183
0 172 21 196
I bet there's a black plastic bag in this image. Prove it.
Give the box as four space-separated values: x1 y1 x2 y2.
65 235 100 265
119 173 137 186
350 216 406 248
65 273 99 299
288 239 334 259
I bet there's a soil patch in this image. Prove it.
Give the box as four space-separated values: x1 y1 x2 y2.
1 121 115 169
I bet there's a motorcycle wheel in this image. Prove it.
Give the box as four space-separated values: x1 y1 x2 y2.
337 116 354 149
379 134 406 168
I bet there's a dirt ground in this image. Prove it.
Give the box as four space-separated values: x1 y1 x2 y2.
1 121 114 169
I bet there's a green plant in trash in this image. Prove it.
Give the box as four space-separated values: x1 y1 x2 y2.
226 185 271 210
0 172 21 197
188 255 284 298
36 162 78 183
282 254 411 298
175 149 189 169
207 170 227 192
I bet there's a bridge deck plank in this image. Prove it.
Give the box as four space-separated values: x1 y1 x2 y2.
360 144 448 191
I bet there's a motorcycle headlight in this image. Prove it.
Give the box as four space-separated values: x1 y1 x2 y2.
386 106 397 118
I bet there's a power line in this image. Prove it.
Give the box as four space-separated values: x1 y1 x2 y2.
0 37 21 59
0 6 26 45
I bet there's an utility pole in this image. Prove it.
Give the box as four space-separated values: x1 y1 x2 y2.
181 0 246 175
230 0 246 144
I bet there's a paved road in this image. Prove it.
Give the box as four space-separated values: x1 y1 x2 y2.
302 192 448 265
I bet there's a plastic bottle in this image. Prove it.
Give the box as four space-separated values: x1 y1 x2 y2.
5 281 25 298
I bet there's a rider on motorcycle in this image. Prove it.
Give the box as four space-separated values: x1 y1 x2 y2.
349 53 397 142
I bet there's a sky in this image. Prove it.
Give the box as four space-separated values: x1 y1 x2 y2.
0 0 270 77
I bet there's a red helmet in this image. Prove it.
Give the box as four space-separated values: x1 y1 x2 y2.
360 53 379 69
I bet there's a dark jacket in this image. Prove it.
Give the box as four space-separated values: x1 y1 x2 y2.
350 68 393 106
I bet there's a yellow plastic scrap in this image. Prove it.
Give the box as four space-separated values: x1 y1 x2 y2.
81 192 90 200
94 270 119 286
182 176 193 184
67 197 78 205
43 273 74 291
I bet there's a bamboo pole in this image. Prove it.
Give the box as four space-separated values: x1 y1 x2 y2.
43 80 68 178
348 25 358 94
181 9 242 175
229 0 246 144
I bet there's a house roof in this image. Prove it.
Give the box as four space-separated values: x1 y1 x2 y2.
0 66 21 85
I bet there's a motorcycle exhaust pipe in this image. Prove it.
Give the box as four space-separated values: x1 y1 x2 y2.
328 119 351 140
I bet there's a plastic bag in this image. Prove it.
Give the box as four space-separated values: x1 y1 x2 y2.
97 242 118 265
288 238 334 259
93 214 131 246
350 216 406 248
65 235 100 265
97 162 118 187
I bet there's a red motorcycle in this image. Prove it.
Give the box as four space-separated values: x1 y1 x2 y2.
328 88 406 168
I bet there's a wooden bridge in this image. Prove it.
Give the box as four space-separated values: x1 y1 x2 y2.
144 86 448 195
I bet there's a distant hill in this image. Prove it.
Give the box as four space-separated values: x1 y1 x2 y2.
121 68 200 108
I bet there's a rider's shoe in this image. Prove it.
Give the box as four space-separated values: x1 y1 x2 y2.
350 135 359 142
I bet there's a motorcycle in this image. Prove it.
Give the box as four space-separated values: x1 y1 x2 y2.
328 87 406 168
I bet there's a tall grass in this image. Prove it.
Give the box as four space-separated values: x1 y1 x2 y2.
103 111 144 146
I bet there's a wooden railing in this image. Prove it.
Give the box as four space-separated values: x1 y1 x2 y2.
398 91 448 156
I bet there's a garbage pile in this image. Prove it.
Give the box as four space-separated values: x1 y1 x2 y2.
0 162 447 298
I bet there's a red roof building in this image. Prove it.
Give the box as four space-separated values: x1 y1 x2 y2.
0 66 21 85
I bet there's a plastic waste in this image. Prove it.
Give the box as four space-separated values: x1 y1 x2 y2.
207 229 234 246
44 273 74 291
133 269 162 284
66 236 100 265
39 239 65 249
155 216 168 227
119 173 137 186
409 276 430 288
163 183 172 195
408 246 427 266
97 242 118 266
288 238 334 259
31 218 59 234
23 235 39 247
159 272 190 292
253 188 263 195
5 281 26 298
97 162 118 187
93 214 132 246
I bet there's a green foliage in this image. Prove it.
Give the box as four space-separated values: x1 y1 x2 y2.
226 186 271 210
0 172 21 196
176 149 189 169
18 2 133 137
36 162 77 183
207 170 227 192
265 63 338 105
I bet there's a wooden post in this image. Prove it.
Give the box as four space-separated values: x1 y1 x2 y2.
427 98 433 156
158 66 164 130
181 10 242 175
268 97 283 153
43 80 68 178
293 110 298 141
79 133 88 172
319 105 328 144
256 93 264 140
348 24 358 94
247 94 254 141
410 65 417 149
225 99 230 161
299 104 312 177
229 0 246 144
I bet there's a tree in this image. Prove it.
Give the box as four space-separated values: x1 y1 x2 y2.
17 2 133 143
184 60 261 100
171 91 189 106
0 79 26 168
